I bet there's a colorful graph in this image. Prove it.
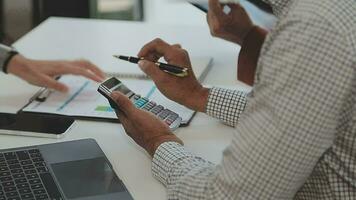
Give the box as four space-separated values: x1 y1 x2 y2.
95 106 114 112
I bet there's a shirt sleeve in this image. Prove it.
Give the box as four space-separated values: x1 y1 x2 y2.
152 142 217 199
152 13 353 199
206 87 247 127
0 44 14 73
261 0 292 16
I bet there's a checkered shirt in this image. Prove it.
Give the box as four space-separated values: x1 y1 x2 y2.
152 0 356 199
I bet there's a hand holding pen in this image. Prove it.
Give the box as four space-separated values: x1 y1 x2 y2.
114 55 189 77
134 38 209 113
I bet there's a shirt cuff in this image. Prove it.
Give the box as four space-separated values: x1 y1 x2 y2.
206 87 247 127
0 44 13 73
152 142 192 186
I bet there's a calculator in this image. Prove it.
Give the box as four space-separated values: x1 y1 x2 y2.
98 77 182 131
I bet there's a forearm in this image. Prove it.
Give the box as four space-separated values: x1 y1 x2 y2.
149 86 248 156
152 142 219 199
183 87 210 113
149 87 248 154
237 26 268 86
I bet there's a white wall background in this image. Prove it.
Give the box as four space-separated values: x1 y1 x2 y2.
144 0 207 26
3 0 32 42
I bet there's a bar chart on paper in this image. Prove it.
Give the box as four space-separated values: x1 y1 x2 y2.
23 76 118 119
22 75 195 123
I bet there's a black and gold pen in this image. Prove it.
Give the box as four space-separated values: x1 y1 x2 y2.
113 55 189 77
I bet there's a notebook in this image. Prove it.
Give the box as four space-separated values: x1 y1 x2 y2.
105 57 213 82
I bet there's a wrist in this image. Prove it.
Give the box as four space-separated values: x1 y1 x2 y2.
6 54 29 75
238 26 268 85
239 25 258 45
184 86 210 113
3 51 19 74
225 24 256 46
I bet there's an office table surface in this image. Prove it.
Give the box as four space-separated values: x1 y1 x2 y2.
0 17 251 200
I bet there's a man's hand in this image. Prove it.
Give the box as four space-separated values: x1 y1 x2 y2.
137 38 209 112
7 55 105 92
111 92 183 157
207 0 254 45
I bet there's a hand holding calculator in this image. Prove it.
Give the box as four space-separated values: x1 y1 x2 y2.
98 77 182 131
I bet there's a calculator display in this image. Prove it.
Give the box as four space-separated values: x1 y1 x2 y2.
102 78 132 97
103 77 121 90
112 83 131 96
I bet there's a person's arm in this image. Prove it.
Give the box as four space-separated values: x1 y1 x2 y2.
136 38 249 127
150 14 351 199
206 0 268 85
0 43 105 91
6 55 105 92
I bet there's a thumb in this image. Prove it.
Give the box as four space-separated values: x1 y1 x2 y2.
138 60 166 80
111 92 135 115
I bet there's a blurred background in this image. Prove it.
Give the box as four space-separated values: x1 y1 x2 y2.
0 0 274 45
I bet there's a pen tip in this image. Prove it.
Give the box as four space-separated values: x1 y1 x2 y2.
113 55 129 60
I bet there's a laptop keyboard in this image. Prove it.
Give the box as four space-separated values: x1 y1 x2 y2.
0 149 63 200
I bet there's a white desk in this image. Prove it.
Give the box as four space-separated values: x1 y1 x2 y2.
0 17 251 200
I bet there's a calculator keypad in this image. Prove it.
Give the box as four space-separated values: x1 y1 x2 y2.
134 98 148 108
142 102 156 111
150 105 164 115
158 109 171 120
132 97 181 129
165 113 179 126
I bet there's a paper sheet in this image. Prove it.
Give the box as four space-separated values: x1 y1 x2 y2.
23 76 195 123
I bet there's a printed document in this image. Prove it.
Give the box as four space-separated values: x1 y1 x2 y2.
23 76 195 124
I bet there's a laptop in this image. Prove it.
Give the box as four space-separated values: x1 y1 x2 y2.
0 139 133 200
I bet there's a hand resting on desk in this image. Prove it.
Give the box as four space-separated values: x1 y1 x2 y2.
7 54 105 92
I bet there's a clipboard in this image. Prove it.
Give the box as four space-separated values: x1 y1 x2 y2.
19 76 197 126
